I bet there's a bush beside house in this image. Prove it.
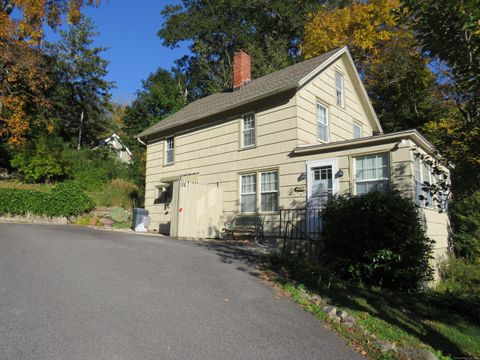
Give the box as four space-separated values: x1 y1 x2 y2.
321 190 434 291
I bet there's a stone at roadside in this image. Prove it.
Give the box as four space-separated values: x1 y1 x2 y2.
299 288 310 300
343 320 355 328
331 315 341 323
377 339 396 353
310 294 324 304
323 306 336 316
343 315 356 325
336 310 348 320
397 347 438 360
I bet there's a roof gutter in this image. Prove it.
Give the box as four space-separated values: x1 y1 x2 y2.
292 130 453 168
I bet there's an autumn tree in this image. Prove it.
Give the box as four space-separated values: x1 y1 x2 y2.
301 0 446 133
158 0 323 99
0 0 98 146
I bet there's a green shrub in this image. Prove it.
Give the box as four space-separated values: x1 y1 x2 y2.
0 182 94 217
450 191 480 263
65 148 131 191
109 207 130 223
92 179 138 210
269 253 340 289
321 190 434 292
10 135 70 183
436 257 480 319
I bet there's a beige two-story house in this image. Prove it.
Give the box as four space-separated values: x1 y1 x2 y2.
137 47 450 261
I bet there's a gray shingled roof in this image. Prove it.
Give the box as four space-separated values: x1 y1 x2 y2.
137 47 344 138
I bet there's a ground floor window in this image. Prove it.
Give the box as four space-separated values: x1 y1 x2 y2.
240 174 256 212
240 170 278 213
354 153 389 195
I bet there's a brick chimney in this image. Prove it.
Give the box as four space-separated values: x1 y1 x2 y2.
233 50 251 90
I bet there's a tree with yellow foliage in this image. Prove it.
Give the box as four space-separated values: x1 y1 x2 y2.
0 0 98 146
302 0 401 63
301 0 447 134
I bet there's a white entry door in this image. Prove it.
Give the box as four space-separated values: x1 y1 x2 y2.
306 159 339 235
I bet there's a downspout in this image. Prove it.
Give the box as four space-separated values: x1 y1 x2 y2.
137 137 146 146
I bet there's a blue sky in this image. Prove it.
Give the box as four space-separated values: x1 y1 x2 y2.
45 0 189 103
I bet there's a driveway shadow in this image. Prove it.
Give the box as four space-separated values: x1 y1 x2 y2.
194 240 278 275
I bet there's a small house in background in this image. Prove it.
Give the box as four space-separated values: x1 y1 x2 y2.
93 133 132 164
137 47 452 269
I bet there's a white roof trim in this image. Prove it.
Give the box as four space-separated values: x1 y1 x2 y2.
297 46 383 134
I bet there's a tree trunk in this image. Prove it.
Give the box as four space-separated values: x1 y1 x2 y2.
77 109 84 150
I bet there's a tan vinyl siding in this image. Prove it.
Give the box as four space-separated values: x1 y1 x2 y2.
145 95 299 232
143 52 449 267
296 56 374 146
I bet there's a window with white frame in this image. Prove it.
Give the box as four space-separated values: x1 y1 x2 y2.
353 122 362 139
354 153 389 195
242 113 255 148
317 103 329 142
240 170 279 213
414 157 433 208
165 136 174 164
335 71 344 107
261 171 278 212
240 174 256 212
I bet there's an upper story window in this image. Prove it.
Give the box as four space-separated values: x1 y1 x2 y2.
353 122 362 139
317 103 329 142
354 153 389 195
165 136 174 164
335 71 344 107
242 113 255 148
414 157 433 208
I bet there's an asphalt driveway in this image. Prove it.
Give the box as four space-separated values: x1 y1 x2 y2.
0 223 362 360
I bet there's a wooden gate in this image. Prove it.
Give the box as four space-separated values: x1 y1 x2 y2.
170 180 223 239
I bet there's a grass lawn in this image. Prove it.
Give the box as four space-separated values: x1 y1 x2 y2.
0 180 52 192
263 258 480 360
319 285 479 358
112 222 131 229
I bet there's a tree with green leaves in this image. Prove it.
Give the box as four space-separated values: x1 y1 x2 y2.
123 68 185 140
403 0 480 197
46 16 113 149
122 68 185 204
158 0 322 99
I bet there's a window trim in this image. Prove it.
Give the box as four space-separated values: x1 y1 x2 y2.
353 152 390 195
353 122 362 139
316 101 329 143
164 136 175 165
239 169 279 214
335 70 345 108
240 112 256 149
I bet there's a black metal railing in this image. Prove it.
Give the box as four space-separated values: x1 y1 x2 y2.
279 209 323 239
283 221 323 262
279 209 324 262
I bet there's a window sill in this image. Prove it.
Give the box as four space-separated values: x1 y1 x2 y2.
164 162 175 167
238 145 256 152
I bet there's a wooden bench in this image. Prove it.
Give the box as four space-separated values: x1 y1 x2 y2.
223 215 265 243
